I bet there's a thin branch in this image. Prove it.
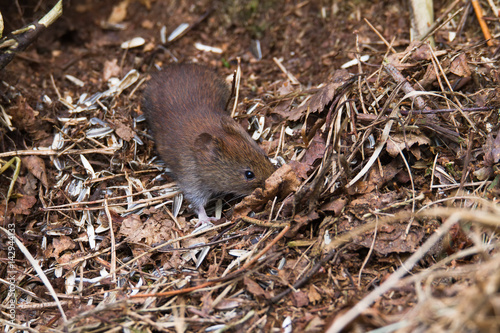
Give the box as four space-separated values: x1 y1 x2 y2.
0 0 62 70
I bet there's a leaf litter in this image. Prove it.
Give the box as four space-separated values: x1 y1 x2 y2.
1 1 500 332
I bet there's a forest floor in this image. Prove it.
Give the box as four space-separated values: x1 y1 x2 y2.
1 0 500 332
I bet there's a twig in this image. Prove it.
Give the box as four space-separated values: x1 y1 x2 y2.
117 221 234 273
0 0 62 70
457 130 474 196
241 215 290 228
156 235 243 252
104 199 117 284
41 191 178 212
0 319 42 333
42 183 176 210
0 147 116 159
364 18 397 54
273 57 300 85
486 0 499 17
471 0 494 46
399 106 493 114
358 217 378 287
388 135 416 235
0 156 21 203
383 63 427 110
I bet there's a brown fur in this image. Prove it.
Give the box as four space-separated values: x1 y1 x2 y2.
142 64 275 211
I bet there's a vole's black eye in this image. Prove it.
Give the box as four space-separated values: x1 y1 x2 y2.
244 170 255 180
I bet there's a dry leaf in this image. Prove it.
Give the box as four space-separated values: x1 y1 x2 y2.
46 236 77 259
291 290 309 307
419 63 438 88
12 195 37 215
320 197 347 215
386 133 431 158
354 222 424 255
10 100 37 131
305 316 325 332
410 42 447 61
347 191 403 219
114 120 135 141
474 131 500 180
301 132 327 167
289 83 337 121
474 166 492 181
118 214 173 245
181 236 209 249
412 43 433 61
9 101 51 141
214 298 247 310
386 51 418 70
277 81 294 95
272 99 294 119
243 276 270 299
118 214 143 242
57 252 82 272
22 156 49 188
288 69 350 121
484 131 500 165
287 161 311 180
450 53 472 77
308 285 322 304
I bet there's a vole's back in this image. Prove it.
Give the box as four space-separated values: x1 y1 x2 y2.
142 64 231 171
142 63 275 211
143 64 230 143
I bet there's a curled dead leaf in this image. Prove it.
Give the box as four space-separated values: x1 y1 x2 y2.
45 236 77 259
233 163 301 218
308 285 322 304
320 197 348 215
22 156 49 189
301 132 327 167
450 53 472 77
474 166 493 181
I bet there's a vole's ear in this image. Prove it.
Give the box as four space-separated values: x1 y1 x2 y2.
194 133 213 148
194 133 223 156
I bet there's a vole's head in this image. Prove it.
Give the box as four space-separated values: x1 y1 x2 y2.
193 119 275 196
